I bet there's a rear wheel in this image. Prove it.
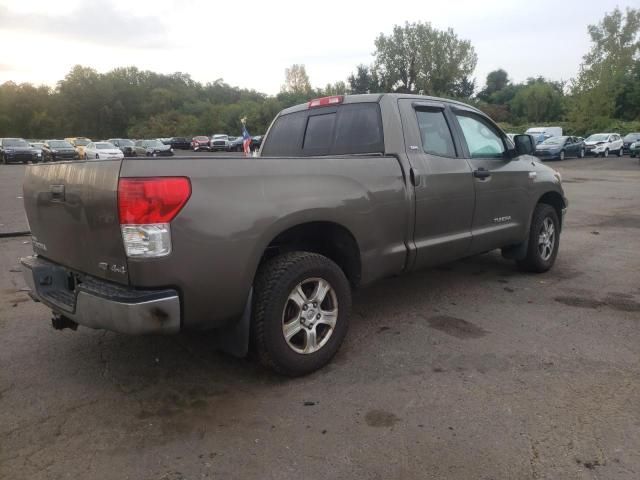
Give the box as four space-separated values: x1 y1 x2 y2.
618 148 623 157
516 203 560 273
252 252 351 376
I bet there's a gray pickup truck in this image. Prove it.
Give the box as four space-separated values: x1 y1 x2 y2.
21 93 567 376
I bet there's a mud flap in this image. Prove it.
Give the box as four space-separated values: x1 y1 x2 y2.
211 289 252 358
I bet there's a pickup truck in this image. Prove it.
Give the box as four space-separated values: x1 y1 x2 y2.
21 93 567 376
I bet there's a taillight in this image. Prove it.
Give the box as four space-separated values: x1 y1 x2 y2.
118 177 191 258
308 95 344 108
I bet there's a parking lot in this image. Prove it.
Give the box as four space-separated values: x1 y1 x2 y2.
1 155 639 479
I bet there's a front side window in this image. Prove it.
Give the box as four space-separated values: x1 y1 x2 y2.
455 113 505 159
415 109 456 157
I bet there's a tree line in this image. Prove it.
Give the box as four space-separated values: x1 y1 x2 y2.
0 7 638 140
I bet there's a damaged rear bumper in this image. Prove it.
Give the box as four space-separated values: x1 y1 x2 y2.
21 255 180 335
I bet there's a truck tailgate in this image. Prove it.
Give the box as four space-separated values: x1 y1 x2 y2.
23 160 129 285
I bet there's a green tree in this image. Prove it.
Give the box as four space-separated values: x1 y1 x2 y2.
570 7 640 129
478 69 509 102
511 78 564 123
282 64 312 95
347 64 380 94
371 21 477 97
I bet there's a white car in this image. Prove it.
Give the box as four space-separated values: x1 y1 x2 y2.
83 142 125 160
583 133 624 158
210 134 230 151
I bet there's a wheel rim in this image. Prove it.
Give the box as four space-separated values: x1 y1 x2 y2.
282 277 338 354
604 149 609 157
560 151 564 160
537 217 556 261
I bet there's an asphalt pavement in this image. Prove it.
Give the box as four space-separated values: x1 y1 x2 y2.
1 155 639 479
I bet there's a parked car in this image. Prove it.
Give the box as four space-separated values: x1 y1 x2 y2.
21 93 567 376
83 142 125 160
163 137 191 150
107 139 137 157
622 132 640 154
228 136 245 152
1 138 41 164
629 140 640 158
191 136 211 151
526 127 563 145
250 135 263 151
583 133 624 157
42 140 78 162
65 137 92 159
535 136 585 161
134 139 174 157
30 142 45 160
210 134 230 151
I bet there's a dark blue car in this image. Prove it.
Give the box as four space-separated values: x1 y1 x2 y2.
535 136 585 161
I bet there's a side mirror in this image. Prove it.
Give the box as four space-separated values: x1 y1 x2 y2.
513 134 535 156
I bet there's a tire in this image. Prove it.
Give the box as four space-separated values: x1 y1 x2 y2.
618 148 623 157
2 154 6 165
516 203 560 273
579 148 585 158
559 150 565 161
603 149 609 158
251 252 351 376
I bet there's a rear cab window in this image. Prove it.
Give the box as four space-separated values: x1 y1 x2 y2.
261 103 384 157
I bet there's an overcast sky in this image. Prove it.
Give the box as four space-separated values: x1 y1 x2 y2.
0 0 633 94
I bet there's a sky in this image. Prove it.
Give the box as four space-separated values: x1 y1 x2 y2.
0 0 634 95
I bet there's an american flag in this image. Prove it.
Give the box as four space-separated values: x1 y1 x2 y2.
242 124 251 156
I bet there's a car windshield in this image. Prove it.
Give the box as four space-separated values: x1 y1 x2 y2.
542 137 566 145
147 140 163 147
213 135 228 140
623 133 640 141
49 140 72 148
4 139 29 147
74 139 90 146
195 136 208 141
586 134 609 142
119 139 134 147
95 142 115 149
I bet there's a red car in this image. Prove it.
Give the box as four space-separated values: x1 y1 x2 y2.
191 136 211 151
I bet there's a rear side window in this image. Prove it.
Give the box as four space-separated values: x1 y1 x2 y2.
415 109 456 157
262 103 384 157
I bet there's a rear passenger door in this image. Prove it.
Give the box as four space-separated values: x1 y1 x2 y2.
450 108 530 254
398 100 475 269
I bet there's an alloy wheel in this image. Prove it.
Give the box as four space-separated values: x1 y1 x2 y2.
281 277 338 354
538 217 555 261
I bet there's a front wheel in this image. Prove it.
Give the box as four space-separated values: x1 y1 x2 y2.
579 148 585 158
603 149 609 158
251 252 351 376
516 203 560 273
618 148 623 157
559 150 565 161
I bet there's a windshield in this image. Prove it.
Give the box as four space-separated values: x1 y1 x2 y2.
541 137 566 145
623 133 640 141
147 140 163 147
195 136 208 141
586 134 609 142
95 142 115 149
213 135 228 140
3 139 30 148
119 139 134 147
49 140 72 148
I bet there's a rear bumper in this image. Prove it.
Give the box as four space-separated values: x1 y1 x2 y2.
21 255 181 335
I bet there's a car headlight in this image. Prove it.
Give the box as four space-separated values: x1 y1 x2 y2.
631 142 637 149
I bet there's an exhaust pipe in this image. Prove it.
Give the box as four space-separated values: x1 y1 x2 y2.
51 314 78 331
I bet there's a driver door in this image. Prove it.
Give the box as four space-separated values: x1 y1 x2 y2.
450 108 531 254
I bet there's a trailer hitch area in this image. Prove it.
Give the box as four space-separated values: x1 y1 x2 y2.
51 314 78 331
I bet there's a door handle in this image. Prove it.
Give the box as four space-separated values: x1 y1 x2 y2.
473 168 491 179
410 167 420 186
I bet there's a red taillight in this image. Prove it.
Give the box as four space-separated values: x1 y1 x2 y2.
118 177 191 224
308 95 344 108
